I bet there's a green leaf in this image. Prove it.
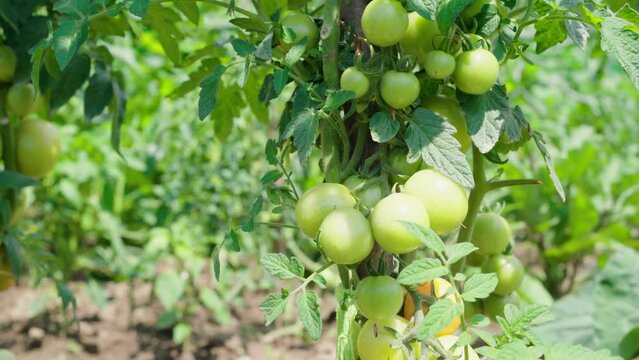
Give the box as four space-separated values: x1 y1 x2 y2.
259 73 277 104
55 280 77 312
369 112 399 143
49 53 91 110
296 290 322 340
0 1 18 32
255 32 274 61
84 61 113 121
566 19 589 51
335 287 359 360
532 131 566 202
29 39 47 93
0 349 16 360
534 14 568 53
230 16 270 33
619 327 639 360
472 328 497 347
289 108 320 166
516 273 554 307
212 245 222 281
437 0 476 34
260 253 305 280
110 72 126 155
198 65 226 120
397 258 449 285
223 230 240 252
491 340 542 360
544 344 622 360
502 105 531 145
241 195 263 231
506 304 553 333
323 90 355 111
238 57 251 88
53 17 88 70
407 0 438 20
406 108 474 188
601 17 639 89
285 37 308 66
260 292 289 326
260 169 283 185
445 243 477 265
0 171 39 190
416 299 461 340
457 85 511 154
172 323 192 344
154 270 185 309
462 273 498 301
265 139 279 165
231 39 256 57
199 288 231 325
399 221 446 253
175 1 199 25
616 4 639 28
273 68 290 96
129 0 149 17
146 4 183 65
2 235 21 279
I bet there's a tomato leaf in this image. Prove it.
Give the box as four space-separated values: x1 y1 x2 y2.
129 0 149 17
238 57 251 88
175 1 199 25
416 299 462 340
296 290 322 340
405 108 474 188
52 16 88 70
282 106 320 166
462 273 498 302
323 90 355 111
265 139 279 165
241 195 263 231
154 270 185 310
436 0 476 34
407 0 438 20
600 17 639 89
285 37 307 66
49 53 91 110
260 292 289 326
397 258 449 286
146 4 183 65
445 243 478 265
84 61 113 121
273 68 290 96
260 253 305 280
505 304 552 333
369 112 399 143
335 288 359 360
260 169 283 185
565 19 589 51
0 171 39 190
230 16 270 33
231 39 256 57
534 12 568 53
198 65 225 120
223 230 241 252
255 32 274 60
399 221 445 253
532 131 566 202
544 343 623 360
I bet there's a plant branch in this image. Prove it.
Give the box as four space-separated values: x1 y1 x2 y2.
290 261 335 296
322 0 340 88
341 120 368 180
486 178 541 191
155 0 258 17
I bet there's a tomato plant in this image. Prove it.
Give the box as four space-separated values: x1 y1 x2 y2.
318 207 374 264
483 254 525 295
380 70 420 109
344 175 383 208
355 275 405 320
370 193 430 254
361 0 409 47
403 278 462 336
453 48 500 95
294 183 356 238
357 316 419 360
424 50 456 79
470 213 512 256
340 67 370 99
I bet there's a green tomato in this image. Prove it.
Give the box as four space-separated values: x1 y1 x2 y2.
482 255 524 295
453 48 499 95
361 0 409 47
424 50 456 79
401 12 441 65
344 175 383 209
0 45 17 83
7 82 36 117
318 207 374 265
16 119 60 178
380 71 420 109
470 213 512 256
461 0 492 22
280 12 319 51
340 67 370 99
370 193 429 254
388 148 421 185
482 293 521 319
422 96 471 153
355 275 404 320
357 316 419 360
466 250 486 267
295 183 356 238
403 170 468 234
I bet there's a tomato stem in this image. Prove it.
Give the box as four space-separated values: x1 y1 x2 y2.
341 120 368 181
487 178 541 191
290 261 335 296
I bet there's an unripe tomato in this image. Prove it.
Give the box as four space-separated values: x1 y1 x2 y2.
380 71 420 109
482 255 524 295
403 170 468 234
424 51 456 79
403 278 461 336
466 250 486 267
344 175 383 209
461 0 492 22
370 193 430 254
295 183 356 238
0 247 15 291
0 45 17 83
7 82 37 117
318 207 374 264
482 293 521 319
388 148 421 185
361 0 409 47
427 335 480 360
470 213 511 256
421 96 471 153
16 119 60 178
280 12 319 51
357 316 420 360
340 67 370 99
401 13 440 65
355 275 405 320
453 48 499 95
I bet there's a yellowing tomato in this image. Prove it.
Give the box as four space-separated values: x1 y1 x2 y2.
403 278 461 336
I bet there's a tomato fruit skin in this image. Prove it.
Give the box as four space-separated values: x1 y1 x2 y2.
361 0 409 47
344 175 383 209
424 51 456 79
403 170 468 234
340 67 370 99
453 48 499 95
380 71 420 109
318 207 374 265
295 183 356 238
16 119 60 179
388 148 421 185
471 213 511 256
401 13 440 65
7 82 36 117
0 45 17 83
357 316 419 360
422 96 471 153
280 12 319 51
355 275 405 320
403 278 461 336
482 255 524 295
370 193 430 254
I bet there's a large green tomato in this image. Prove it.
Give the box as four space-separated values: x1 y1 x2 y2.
7 83 36 117
370 193 429 254
280 12 319 51
400 12 440 65
453 48 499 95
388 148 421 185
357 316 419 360
470 213 511 256
380 71 420 109
482 255 524 295
403 170 468 234
318 207 374 265
344 175 383 209
0 45 17 83
361 0 408 47
424 50 456 79
482 293 521 319
16 119 60 178
295 183 356 238
428 335 480 360
422 96 471 153
340 67 370 99
355 275 404 320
